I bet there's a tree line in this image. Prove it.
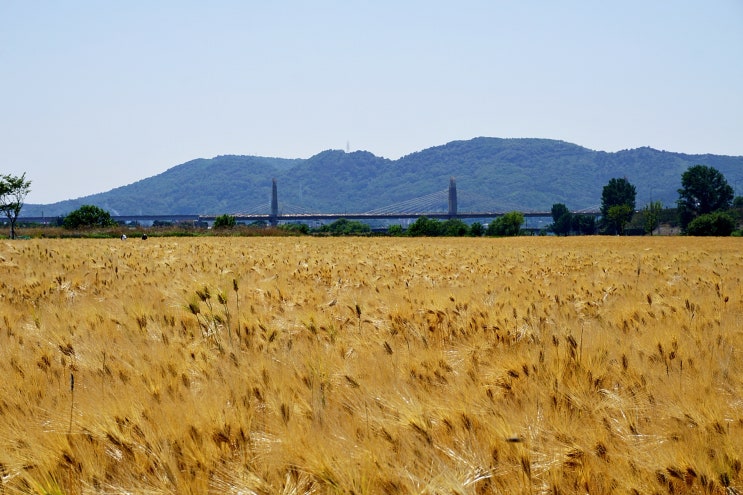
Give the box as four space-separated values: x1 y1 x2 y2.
549 164 739 236
2 164 741 238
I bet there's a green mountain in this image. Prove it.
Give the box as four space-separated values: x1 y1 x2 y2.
21 137 743 217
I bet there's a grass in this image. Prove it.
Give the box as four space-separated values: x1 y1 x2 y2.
0 236 741 494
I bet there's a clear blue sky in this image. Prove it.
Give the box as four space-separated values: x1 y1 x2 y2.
2 1 742 204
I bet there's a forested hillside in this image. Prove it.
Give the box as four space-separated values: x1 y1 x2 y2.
21 138 743 217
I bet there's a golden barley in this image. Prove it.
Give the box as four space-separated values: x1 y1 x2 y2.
0 237 740 493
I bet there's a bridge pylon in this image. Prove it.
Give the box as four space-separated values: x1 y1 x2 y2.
270 178 278 226
448 177 457 218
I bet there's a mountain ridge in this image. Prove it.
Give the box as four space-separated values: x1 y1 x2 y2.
20 137 743 217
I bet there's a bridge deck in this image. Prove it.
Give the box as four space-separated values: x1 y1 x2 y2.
17 211 599 224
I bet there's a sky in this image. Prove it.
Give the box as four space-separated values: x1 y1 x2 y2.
2 1 742 204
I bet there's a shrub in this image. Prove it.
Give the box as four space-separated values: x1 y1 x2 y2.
387 225 404 236
685 212 735 236
279 223 310 235
314 218 371 235
213 214 236 229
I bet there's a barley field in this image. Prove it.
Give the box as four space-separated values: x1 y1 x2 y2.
0 236 741 494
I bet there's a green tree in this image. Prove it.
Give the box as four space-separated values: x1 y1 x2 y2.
550 203 572 236
213 214 236 229
677 165 734 231
441 218 469 236
606 204 633 235
387 224 404 236
469 222 484 237
601 177 636 234
571 214 596 235
642 201 663 236
63 205 117 229
551 203 569 223
407 216 443 236
0 173 32 239
685 212 735 236
315 218 371 235
486 211 524 236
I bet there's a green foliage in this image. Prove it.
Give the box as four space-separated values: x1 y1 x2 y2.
469 222 484 237
213 214 236 229
441 218 469 236
641 206 679 229
677 165 734 231
733 196 743 208
406 217 471 237
601 177 636 215
550 203 572 236
606 205 633 235
486 211 524 236
407 216 443 236
314 218 371 235
552 213 573 236
551 203 569 223
279 223 310 235
685 212 735 236
387 224 404 236
601 178 636 234
641 201 663 235
571 214 596 235
62 205 116 229
549 205 596 236
0 172 32 239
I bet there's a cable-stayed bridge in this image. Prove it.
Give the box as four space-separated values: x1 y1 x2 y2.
18 178 599 226
201 178 599 225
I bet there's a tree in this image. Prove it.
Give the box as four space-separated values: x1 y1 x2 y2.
642 201 663 236
677 165 734 231
315 218 371 235
601 178 636 234
387 224 404 236
571 214 596 235
441 218 469 236
486 211 524 236
606 204 633 235
469 222 484 237
550 203 572 236
0 173 32 239
551 203 569 223
407 216 443 236
213 214 236 229
685 212 735 236
63 205 117 229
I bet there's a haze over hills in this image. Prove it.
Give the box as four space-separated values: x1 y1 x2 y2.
21 138 743 218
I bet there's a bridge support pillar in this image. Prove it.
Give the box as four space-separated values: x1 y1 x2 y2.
270 178 278 226
448 177 457 218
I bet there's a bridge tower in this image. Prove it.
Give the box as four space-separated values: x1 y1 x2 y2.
270 178 278 226
448 177 457 218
